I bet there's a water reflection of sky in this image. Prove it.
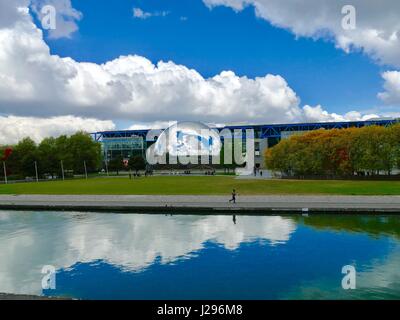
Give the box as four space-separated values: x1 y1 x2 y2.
0 212 399 299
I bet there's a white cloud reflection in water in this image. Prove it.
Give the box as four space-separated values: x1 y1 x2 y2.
0 212 296 296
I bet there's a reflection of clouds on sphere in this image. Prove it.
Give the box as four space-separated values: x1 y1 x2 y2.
147 121 222 159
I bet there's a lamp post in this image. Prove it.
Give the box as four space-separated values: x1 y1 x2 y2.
34 161 39 182
105 160 109 176
3 162 7 184
84 160 88 180
60 160 65 181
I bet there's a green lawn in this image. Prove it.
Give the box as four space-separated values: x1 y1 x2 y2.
0 176 400 195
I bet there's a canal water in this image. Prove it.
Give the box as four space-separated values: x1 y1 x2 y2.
0 211 399 299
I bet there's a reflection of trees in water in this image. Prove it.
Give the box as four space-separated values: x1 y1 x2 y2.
294 215 400 239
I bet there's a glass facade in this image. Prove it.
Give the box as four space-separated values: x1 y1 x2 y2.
102 136 145 162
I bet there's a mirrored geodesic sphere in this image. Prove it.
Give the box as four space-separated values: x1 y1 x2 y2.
146 121 222 162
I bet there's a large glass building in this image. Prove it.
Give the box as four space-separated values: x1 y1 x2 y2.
101 135 145 163
93 119 398 168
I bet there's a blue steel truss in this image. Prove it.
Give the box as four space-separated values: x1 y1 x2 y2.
92 119 398 141
92 129 150 141
255 119 397 138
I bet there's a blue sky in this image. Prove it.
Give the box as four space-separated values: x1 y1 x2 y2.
44 0 385 115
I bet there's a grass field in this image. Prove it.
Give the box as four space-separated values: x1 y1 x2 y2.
0 176 400 195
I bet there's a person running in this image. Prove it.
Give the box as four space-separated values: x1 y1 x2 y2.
229 189 237 204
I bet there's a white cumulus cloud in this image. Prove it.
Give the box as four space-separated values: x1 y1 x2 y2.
0 8 303 123
0 0 29 28
133 7 169 19
378 71 400 105
203 0 400 67
302 105 378 123
0 116 115 145
30 0 82 39
0 0 385 145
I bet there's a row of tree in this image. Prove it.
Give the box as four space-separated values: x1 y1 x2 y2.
0 132 102 179
108 154 147 175
265 124 400 177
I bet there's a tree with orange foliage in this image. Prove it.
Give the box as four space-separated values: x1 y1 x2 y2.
265 124 399 178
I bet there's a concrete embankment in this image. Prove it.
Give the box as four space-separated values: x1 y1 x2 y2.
0 293 71 300
1 195 400 214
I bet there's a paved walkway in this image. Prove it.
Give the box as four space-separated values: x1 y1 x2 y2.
0 195 400 213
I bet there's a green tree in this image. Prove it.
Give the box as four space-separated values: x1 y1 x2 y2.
129 155 146 174
108 155 124 175
8 138 38 178
390 124 400 170
265 138 293 176
54 135 74 172
37 137 60 178
352 126 395 175
67 132 101 174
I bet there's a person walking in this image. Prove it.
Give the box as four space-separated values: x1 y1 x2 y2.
229 189 237 204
